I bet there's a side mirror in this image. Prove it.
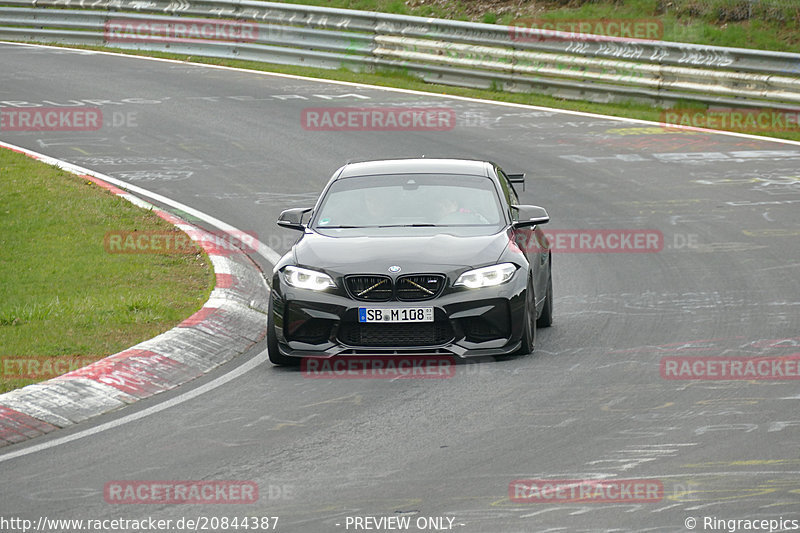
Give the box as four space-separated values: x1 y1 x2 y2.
277 207 313 231
511 205 549 228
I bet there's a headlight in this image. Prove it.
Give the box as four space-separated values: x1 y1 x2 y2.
281 266 335 290
454 263 517 288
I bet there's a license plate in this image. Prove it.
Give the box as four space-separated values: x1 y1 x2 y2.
358 307 434 323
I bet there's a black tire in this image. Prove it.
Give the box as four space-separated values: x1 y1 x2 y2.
267 297 300 366
514 277 537 356
536 267 553 328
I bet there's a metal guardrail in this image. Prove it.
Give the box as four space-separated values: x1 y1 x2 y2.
1 0 799 109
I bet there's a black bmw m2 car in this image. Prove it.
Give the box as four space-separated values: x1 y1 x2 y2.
267 158 552 365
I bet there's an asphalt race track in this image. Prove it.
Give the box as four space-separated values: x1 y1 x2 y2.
1 42 799 532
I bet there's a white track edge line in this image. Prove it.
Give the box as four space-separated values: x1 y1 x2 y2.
0 349 267 463
0 140 275 461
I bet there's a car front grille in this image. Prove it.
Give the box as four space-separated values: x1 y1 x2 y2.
345 274 445 302
396 274 445 301
338 322 454 347
345 275 393 301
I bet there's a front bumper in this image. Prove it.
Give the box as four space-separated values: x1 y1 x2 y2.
270 273 527 359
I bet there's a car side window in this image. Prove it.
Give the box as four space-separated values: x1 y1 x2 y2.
496 168 519 215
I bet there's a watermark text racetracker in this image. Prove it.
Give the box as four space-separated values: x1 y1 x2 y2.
662 107 800 133
661 355 800 380
0 107 137 131
509 479 664 503
2 356 96 380
509 17 663 42
104 229 258 256
302 356 456 379
105 481 258 504
301 107 456 131
514 229 664 253
0 107 100 131
105 18 258 43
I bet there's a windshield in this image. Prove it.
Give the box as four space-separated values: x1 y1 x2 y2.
312 174 505 230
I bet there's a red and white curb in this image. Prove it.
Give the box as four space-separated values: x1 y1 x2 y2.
0 143 269 445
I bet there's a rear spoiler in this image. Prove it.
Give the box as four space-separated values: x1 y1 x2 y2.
507 172 525 191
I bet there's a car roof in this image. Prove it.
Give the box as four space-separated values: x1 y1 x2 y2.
337 158 492 178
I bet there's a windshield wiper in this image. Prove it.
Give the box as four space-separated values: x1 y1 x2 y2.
320 224 440 229
320 225 365 229
375 224 438 228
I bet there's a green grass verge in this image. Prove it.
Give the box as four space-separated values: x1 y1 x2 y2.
271 0 800 53
0 148 214 394
39 44 800 143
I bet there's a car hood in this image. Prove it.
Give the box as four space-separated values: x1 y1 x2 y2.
294 228 511 274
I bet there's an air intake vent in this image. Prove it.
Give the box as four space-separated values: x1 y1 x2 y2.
338 322 454 347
